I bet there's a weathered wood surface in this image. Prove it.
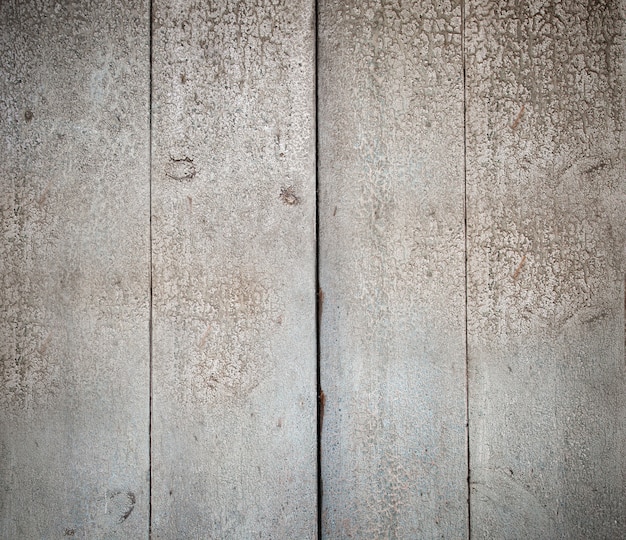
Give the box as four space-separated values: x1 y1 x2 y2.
466 1 626 538
151 0 317 537
318 1 468 537
0 1 151 538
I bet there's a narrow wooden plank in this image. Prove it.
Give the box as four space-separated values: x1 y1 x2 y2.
0 1 150 537
318 2 468 537
466 1 626 537
151 1 317 536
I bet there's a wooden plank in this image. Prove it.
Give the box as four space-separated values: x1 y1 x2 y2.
466 1 626 537
0 1 150 538
150 1 317 537
318 2 468 537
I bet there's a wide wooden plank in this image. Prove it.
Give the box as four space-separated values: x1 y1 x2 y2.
151 1 317 537
466 1 626 537
0 1 151 537
318 2 468 537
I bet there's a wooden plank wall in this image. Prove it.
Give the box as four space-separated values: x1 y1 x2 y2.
466 1 626 538
0 1 151 537
150 0 317 537
1 1 625 538
318 1 468 537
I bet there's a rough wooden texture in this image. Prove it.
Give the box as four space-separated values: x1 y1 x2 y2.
466 1 626 537
151 1 317 537
318 1 468 537
0 1 150 537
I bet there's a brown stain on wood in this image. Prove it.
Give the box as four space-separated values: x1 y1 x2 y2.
513 254 527 280
38 332 52 355
36 179 53 206
511 104 525 130
197 324 211 349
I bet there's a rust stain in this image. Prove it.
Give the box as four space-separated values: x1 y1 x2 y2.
319 389 326 431
511 104 525 130
513 254 527 280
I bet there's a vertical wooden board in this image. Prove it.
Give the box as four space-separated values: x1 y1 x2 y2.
151 1 317 537
466 1 626 538
318 1 467 537
0 1 150 538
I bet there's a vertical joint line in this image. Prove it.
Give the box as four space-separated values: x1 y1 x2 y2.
461 1 471 538
148 0 154 537
314 1 322 539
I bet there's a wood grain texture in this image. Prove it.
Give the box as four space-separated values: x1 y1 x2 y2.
466 1 626 537
318 1 468 537
150 1 317 537
0 1 151 537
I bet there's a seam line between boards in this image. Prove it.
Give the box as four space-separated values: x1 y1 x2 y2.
461 1 471 538
148 0 154 537
314 1 322 539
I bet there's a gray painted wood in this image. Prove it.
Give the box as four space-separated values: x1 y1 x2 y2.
0 1 151 538
318 2 468 537
466 1 626 538
150 1 317 537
